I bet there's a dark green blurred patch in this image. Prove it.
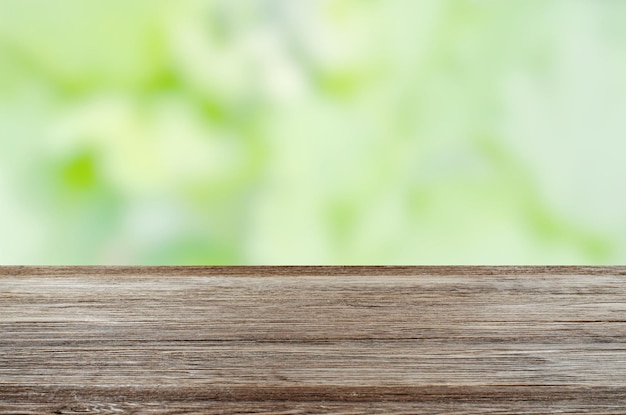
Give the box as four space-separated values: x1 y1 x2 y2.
314 69 374 99
60 151 99 191
38 148 123 263
37 148 112 204
143 66 181 93
197 95 232 124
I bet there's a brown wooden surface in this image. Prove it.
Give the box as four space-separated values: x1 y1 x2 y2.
1 266 626 414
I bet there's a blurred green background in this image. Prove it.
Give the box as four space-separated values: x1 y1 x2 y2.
0 0 625 265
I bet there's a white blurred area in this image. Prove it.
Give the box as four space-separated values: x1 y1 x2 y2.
0 0 625 264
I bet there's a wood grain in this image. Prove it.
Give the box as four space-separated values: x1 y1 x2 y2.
1 266 626 414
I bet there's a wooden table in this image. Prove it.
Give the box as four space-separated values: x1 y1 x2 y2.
1 266 625 414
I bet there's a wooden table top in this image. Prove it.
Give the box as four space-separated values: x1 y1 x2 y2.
1 266 625 414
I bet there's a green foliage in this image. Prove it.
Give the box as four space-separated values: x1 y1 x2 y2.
0 0 623 264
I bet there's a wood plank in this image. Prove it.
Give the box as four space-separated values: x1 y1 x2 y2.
1 266 625 414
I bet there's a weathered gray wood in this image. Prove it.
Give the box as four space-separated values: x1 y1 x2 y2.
1 266 626 414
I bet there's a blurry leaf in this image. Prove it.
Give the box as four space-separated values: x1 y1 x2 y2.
60 151 98 191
